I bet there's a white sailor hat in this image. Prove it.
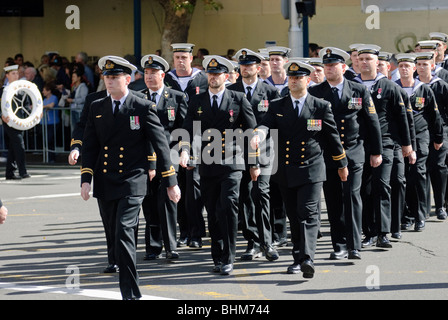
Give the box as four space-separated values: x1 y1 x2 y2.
378 52 393 62
309 58 324 67
171 43 195 53
234 48 265 65
3 65 19 73
320 47 350 64
414 52 435 61
141 54 170 72
202 55 235 74
356 44 381 56
267 46 291 57
395 53 416 64
418 40 440 50
258 48 270 60
348 43 364 52
284 59 315 76
98 55 137 75
429 32 448 43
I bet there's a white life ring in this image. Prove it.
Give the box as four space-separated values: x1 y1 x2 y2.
1 80 43 131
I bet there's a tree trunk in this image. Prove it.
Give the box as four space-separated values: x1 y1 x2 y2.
158 0 197 66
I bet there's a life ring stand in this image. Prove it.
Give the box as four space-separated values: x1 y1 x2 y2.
1 80 43 131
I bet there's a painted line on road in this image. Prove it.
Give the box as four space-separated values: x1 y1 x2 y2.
0 282 175 300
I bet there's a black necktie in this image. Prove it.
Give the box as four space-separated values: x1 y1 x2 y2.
151 92 157 103
113 100 120 117
294 100 300 117
331 87 340 108
246 87 252 101
212 95 218 115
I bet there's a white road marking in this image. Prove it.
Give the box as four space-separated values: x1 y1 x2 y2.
0 282 175 300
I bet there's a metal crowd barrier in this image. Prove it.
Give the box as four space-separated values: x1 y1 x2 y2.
0 107 74 164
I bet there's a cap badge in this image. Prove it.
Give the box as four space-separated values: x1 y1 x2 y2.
290 63 299 71
209 59 218 68
326 49 332 57
148 56 153 64
105 61 115 70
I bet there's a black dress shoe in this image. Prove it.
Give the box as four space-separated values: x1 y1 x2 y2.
103 264 119 273
361 236 377 248
240 247 262 260
166 251 179 259
5 175 21 180
286 263 301 274
401 221 414 230
300 259 315 279
212 261 221 273
189 239 202 248
376 234 392 248
348 249 361 260
177 237 189 247
21 174 31 179
437 208 447 220
262 244 279 261
391 232 402 239
143 253 160 260
414 220 425 232
220 264 233 275
272 238 288 248
329 250 348 260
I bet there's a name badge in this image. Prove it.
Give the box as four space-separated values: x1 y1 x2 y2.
167 107 175 121
257 100 269 112
307 119 322 131
130 116 140 130
348 98 362 109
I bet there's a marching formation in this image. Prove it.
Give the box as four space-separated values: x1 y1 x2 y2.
65 32 448 299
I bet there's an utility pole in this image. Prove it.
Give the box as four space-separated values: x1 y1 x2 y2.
288 0 303 57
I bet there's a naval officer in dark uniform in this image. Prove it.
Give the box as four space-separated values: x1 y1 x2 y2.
179 55 257 275
227 48 281 261
395 53 443 231
251 60 349 279
140 54 188 259
80 55 180 300
309 47 383 260
354 45 413 248
165 43 208 247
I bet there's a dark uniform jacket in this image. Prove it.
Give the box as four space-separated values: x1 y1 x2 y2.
141 86 188 171
181 89 257 177
164 68 208 103
257 94 348 188
354 74 412 149
81 91 177 200
70 89 146 152
396 79 444 143
227 79 281 168
309 79 383 168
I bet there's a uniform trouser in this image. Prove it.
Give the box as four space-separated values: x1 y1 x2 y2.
390 145 406 234
251 170 273 247
405 135 429 223
97 199 117 266
239 169 259 246
427 131 448 211
97 195 144 300
323 160 364 252
201 170 242 265
270 180 287 242
142 175 178 255
362 145 394 236
279 182 322 263
186 166 205 241
176 167 188 240
3 125 27 177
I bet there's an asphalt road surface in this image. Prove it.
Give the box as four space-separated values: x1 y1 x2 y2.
1 166 447 305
